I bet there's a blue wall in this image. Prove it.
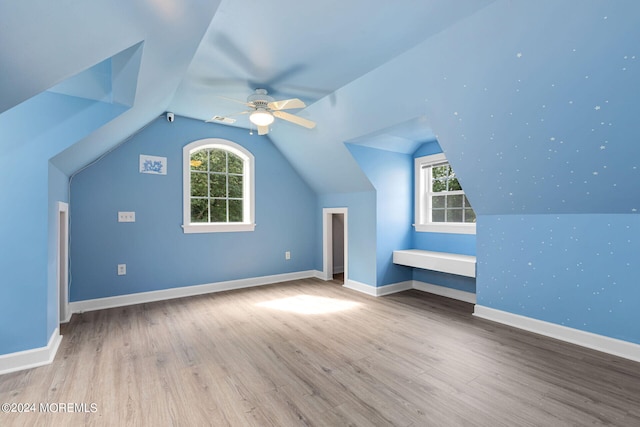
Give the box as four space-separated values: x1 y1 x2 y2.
478 214 640 345
316 191 377 287
346 144 413 287
69 115 317 301
0 92 126 355
344 140 478 290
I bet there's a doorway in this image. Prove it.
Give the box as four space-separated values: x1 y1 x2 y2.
322 208 348 285
58 202 69 324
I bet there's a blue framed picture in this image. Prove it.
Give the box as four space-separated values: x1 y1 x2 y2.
139 154 167 175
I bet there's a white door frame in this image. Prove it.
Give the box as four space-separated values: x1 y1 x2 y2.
57 201 70 323
322 207 348 282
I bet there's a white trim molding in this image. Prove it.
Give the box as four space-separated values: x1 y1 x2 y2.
343 279 413 297
343 279 474 301
414 153 476 235
69 270 317 314
0 328 62 376
343 279 378 296
474 305 640 363
182 138 255 234
322 207 348 282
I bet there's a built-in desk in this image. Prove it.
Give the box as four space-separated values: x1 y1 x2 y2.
392 249 476 278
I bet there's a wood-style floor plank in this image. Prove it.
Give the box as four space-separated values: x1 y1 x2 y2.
1 278 639 426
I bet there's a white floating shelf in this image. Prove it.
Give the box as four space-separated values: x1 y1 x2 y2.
393 249 476 278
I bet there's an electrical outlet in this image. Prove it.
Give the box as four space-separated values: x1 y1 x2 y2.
285 251 291 260
118 211 136 222
117 264 126 275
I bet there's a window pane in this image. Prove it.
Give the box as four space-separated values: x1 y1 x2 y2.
190 151 208 171
432 209 445 222
228 153 243 174
210 199 227 222
432 165 448 179
448 177 462 191
190 199 208 222
448 194 463 208
432 179 447 192
210 174 226 198
209 149 226 172
228 175 243 198
447 209 463 222
464 209 476 223
464 195 472 208
229 199 243 222
191 173 208 197
432 195 445 209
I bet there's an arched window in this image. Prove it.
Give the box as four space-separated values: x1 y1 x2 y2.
183 138 255 233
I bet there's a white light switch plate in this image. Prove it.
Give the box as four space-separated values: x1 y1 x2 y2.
118 211 136 222
117 264 126 275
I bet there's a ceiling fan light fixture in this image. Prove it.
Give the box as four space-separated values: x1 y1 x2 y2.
249 108 274 126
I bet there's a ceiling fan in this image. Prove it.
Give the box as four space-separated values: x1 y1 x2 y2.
206 89 316 135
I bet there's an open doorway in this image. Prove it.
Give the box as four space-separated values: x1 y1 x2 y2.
57 202 69 324
322 208 348 285
332 214 345 283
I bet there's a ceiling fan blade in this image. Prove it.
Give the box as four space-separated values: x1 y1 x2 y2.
257 125 270 135
268 98 306 111
273 110 316 129
217 95 250 106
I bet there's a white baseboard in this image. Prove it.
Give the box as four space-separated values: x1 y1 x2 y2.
313 270 329 280
0 328 62 375
412 281 476 304
343 280 413 297
69 270 317 314
474 305 640 363
376 281 414 296
344 278 474 303
343 279 378 296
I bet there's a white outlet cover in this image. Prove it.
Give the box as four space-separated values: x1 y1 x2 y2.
117 264 126 275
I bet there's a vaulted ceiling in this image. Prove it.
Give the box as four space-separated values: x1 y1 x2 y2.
1 0 639 214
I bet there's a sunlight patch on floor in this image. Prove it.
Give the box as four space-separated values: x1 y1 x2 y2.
255 294 361 315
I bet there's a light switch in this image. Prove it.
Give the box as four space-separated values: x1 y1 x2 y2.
118 211 136 222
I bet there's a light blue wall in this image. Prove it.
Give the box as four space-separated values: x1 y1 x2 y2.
69 116 317 301
343 140 478 290
478 214 640 345
316 191 377 287
346 144 413 287
0 92 125 355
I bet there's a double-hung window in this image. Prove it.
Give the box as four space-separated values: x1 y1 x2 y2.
183 138 255 233
415 153 476 234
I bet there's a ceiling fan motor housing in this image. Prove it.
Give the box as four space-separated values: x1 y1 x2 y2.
247 89 274 108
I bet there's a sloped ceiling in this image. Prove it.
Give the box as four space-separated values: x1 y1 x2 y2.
0 0 222 174
2 0 639 215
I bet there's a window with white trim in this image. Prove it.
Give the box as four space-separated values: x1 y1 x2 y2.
183 138 255 233
415 153 476 234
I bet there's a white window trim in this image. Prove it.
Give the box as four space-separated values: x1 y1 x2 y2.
415 153 476 235
182 138 255 233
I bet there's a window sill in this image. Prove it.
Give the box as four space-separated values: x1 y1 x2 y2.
415 223 476 235
182 223 256 234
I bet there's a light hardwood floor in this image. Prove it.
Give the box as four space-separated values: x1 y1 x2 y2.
1 278 639 426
